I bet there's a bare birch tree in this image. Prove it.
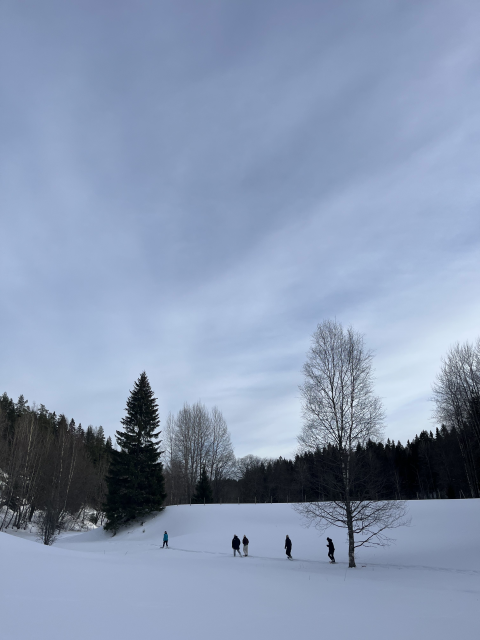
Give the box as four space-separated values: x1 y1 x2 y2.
295 320 408 568
10 411 48 529
432 339 480 497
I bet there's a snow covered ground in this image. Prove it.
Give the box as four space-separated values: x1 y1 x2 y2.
1 500 478 639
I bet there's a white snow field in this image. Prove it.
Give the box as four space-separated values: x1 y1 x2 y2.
1 500 479 640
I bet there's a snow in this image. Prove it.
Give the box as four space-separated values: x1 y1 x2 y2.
1 500 478 639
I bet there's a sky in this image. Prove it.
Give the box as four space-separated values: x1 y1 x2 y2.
1 0 479 459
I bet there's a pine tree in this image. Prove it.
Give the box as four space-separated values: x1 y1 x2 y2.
104 372 166 531
15 394 30 417
193 466 213 504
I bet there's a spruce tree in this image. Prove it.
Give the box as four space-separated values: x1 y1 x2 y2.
193 466 213 504
104 372 166 531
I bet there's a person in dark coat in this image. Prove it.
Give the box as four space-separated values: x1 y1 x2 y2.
285 535 292 559
163 531 168 548
232 534 242 557
242 535 249 557
327 537 335 563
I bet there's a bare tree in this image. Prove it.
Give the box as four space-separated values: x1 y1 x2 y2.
163 403 236 503
432 339 480 497
236 454 267 501
163 412 176 470
35 416 81 544
173 402 211 501
295 320 408 568
0 408 49 531
235 454 264 479
208 407 236 500
10 411 48 530
163 412 184 504
35 504 67 546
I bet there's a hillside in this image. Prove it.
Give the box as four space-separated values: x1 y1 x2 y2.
1 500 479 639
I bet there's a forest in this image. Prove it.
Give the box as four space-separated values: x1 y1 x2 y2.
0 338 479 541
234 425 478 505
0 393 110 543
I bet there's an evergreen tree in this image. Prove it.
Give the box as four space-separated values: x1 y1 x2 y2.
0 392 16 441
193 466 213 504
15 394 30 417
104 372 166 531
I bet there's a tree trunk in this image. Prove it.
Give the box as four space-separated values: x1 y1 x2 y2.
346 501 356 568
456 428 479 498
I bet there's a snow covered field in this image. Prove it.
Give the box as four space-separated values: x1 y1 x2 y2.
1 500 479 640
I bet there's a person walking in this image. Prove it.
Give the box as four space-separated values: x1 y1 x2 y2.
242 535 249 557
232 534 242 557
326 537 335 563
163 531 169 548
285 534 292 560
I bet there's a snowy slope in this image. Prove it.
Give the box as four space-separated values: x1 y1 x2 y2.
1 500 479 640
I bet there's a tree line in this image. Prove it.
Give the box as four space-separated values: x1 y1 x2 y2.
1 331 478 556
0 393 111 543
169 335 479 512
234 426 476 504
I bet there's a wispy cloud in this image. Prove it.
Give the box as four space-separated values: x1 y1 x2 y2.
1 0 479 457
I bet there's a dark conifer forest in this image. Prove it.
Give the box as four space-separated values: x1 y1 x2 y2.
233 426 479 505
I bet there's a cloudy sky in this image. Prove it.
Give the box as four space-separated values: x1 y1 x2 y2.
1 0 479 458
